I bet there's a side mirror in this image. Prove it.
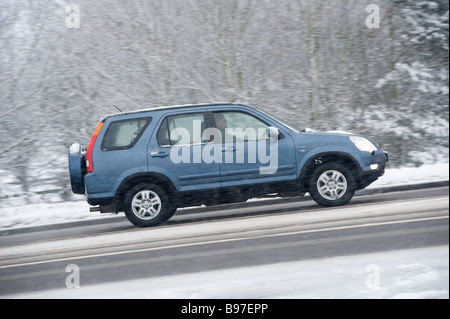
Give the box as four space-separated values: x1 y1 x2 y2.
267 126 280 140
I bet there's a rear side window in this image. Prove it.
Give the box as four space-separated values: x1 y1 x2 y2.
157 113 206 146
101 118 151 151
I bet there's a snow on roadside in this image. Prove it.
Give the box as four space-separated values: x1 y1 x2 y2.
0 201 112 230
0 163 448 231
368 162 449 188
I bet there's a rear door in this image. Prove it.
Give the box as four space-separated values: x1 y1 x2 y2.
147 111 222 192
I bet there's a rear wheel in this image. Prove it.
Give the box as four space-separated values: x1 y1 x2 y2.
124 184 172 227
309 163 355 207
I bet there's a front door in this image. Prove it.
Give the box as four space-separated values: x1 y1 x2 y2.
212 110 297 187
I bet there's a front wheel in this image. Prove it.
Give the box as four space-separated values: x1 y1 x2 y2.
309 163 355 207
124 184 172 227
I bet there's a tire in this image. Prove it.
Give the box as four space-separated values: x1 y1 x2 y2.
309 163 355 207
124 183 172 227
68 143 86 194
168 204 178 219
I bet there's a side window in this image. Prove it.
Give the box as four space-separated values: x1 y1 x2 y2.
156 118 170 146
213 111 269 142
101 118 151 151
157 113 206 146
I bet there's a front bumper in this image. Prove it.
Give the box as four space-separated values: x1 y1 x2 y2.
357 150 388 189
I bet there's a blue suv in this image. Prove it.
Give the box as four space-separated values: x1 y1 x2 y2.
69 103 388 227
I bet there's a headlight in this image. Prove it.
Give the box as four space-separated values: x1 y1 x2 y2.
349 136 378 153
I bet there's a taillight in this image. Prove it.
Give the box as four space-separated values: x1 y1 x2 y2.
86 122 104 173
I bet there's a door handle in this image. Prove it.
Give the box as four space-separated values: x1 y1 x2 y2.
221 146 236 152
151 151 169 158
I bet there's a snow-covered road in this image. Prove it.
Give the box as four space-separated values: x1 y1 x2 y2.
4 245 448 299
0 163 448 299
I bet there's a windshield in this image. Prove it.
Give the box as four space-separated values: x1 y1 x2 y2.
257 108 300 133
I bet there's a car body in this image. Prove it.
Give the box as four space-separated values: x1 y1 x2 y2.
69 103 388 227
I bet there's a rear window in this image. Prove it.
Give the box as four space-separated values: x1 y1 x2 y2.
101 118 151 151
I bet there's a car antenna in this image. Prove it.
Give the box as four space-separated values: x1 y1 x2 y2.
113 104 124 113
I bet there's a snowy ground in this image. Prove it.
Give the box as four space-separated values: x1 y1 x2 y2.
0 163 448 230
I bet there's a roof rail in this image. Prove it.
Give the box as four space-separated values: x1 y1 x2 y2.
104 102 247 119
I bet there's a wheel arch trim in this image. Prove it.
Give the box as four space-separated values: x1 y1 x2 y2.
115 172 178 200
298 151 363 191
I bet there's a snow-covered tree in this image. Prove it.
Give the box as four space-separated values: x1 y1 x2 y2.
0 0 448 205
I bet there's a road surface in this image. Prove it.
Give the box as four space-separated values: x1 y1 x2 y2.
0 186 448 298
